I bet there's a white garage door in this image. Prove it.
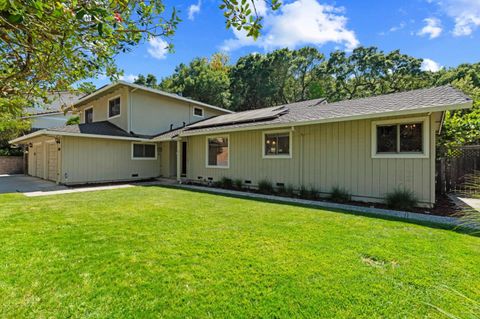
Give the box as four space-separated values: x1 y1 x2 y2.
47 143 58 181
28 145 36 176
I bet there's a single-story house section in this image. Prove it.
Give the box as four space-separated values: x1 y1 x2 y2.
11 84 471 207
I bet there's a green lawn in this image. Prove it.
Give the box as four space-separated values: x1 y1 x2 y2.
0 187 479 318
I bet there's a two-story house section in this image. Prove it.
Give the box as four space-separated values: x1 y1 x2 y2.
11 81 232 184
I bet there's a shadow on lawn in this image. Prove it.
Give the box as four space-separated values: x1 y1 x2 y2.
139 184 479 237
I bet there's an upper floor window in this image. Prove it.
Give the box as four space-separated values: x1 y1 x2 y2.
85 107 93 124
206 136 229 168
372 117 429 158
193 107 204 117
108 97 121 118
263 131 292 158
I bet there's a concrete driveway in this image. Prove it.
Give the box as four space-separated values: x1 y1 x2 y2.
0 175 67 194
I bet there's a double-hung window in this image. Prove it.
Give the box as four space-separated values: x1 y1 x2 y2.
206 136 229 168
372 117 429 158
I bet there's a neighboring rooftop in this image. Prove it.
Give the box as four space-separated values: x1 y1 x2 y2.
181 85 472 136
24 91 81 116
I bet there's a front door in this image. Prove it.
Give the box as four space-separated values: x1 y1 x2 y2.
181 142 187 177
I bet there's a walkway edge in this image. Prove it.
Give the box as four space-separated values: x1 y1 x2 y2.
164 183 474 229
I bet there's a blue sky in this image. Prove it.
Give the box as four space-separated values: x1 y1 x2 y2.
90 0 480 87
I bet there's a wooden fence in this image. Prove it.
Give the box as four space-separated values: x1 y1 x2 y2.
437 145 480 194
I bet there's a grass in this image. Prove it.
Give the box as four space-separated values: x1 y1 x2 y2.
0 186 479 318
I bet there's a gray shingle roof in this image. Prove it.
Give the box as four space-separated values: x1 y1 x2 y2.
48 121 145 138
181 85 471 135
25 92 81 116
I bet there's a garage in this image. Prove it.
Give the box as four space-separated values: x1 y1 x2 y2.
26 140 59 182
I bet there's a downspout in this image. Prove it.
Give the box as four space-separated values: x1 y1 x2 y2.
128 88 138 133
176 138 182 183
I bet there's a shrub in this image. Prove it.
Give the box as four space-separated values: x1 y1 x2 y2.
309 187 319 200
299 186 309 199
285 185 295 197
276 183 286 195
385 188 418 211
257 179 274 194
219 177 233 189
330 186 351 203
234 178 243 189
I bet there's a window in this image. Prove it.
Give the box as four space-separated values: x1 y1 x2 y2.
372 117 429 158
206 136 229 168
193 107 204 117
85 107 93 124
132 143 157 159
263 131 291 158
108 97 121 118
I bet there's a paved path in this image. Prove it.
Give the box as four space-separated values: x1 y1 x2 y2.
457 197 480 212
0 175 67 194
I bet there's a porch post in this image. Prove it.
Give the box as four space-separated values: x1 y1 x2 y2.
176 138 181 183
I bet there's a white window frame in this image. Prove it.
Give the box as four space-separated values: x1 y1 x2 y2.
262 130 293 159
84 106 94 124
131 142 157 160
205 135 230 169
107 95 121 119
371 116 429 159
193 106 204 118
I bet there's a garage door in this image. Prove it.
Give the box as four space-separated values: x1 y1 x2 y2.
28 145 36 176
35 145 44 178
47 143 58 181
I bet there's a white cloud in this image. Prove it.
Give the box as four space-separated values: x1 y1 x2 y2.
421 58 442 72
147 37 169 60
119 74 138 82
188 0 201 20
429 0 480 36
389 22 406 32
221 0 359 52
417 18 442 38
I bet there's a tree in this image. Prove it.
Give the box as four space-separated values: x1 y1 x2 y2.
66 115 80 126
0 113 30 156
78 82 97 95
160 53 231 108
134 75 147 86
146 74 158 88
0 1 180 117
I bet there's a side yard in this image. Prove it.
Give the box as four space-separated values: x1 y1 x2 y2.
0 186 478 318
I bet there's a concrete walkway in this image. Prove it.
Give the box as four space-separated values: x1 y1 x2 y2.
455 196 480 212
24 184 134 197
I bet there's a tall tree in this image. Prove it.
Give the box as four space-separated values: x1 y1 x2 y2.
160 53 231 108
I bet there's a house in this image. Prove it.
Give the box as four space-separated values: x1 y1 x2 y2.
22 92 80 130
11 83 471 207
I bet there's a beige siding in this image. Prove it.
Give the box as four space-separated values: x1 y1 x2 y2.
158 141 177 178
185 114 438 206
60 136 160 184
130 90 225 135
77 87 129 131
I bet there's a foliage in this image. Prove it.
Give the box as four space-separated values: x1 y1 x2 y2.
234 178 243 189
330 186 351 203
77 82 97 95
0 0 180 118
159 53 231 108
0 113 30 155
459 173 480 230
257 179 273 194
0 187 479 317
219 0 281 39
134 74 158 88
66 116 80 126
219 176 233 189
385 188 419 211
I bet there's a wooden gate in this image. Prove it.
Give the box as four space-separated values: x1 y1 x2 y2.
437 145 480 194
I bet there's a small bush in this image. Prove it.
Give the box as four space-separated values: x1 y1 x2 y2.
234 179 243 189
276 184 286 195
309 187 319 200
385 188 418 210
330 186 350 203
299 186 309 199
219 177 233 189
258 180 274 194
285 185 295 197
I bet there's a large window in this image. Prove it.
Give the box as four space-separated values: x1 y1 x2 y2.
84 107 93 124
132 143 157 160
372 117 428 158
108 97 121 118
263 131 291 158
206 136 229 168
